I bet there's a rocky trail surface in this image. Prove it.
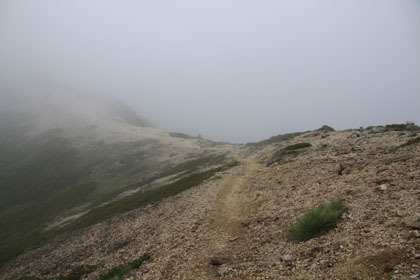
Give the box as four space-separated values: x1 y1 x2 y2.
2 128 420 280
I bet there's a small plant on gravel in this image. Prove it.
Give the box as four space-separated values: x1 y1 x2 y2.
288 199 348 242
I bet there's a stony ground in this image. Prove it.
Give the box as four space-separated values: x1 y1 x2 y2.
2 128 420 280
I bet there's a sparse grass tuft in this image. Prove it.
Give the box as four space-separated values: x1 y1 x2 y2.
288 199 348 242
400 137 420 148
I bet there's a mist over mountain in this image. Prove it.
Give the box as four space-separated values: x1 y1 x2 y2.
0 84 234 266
0 83 152 141
2 0 419 142
1 1 420 278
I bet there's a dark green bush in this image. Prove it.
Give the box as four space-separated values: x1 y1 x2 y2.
288 199 348 242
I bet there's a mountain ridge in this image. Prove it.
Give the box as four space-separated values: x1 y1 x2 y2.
0 85 235 267
1 124 420 279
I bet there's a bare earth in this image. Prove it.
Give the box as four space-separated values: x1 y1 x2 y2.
2 129 420 280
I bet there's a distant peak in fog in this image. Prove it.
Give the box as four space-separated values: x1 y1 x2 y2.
0 82 153 138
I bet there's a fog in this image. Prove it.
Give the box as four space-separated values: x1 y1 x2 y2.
1 0 419 143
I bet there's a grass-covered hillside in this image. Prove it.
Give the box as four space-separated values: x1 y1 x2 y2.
0 87 235 267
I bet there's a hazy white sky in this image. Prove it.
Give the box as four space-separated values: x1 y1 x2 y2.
1 0 419 143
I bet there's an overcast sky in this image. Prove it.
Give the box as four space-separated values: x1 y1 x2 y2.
1 0 419 143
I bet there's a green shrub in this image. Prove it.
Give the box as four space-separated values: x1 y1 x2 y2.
288 199 348 242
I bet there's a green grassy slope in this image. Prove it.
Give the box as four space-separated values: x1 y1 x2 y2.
0 129 229 267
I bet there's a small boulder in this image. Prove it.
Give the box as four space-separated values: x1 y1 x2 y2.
191 225 199 232
210 252 231 266
396 210 407 217
337 164 346 175
341 167 352 175
107 240 130 253
378 184 388 191
384 155 412 165
217 265 230 277
241 220 251 227
408 220 420 230
282 254 295 263
410 229 420 238
255 216 266 223
375 178 391 184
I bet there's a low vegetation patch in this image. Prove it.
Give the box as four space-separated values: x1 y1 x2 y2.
16 256 149 280
246 132 304 147
271 142 311 162
288 199 348 242
17 264 99 280
0 153 227 267
400 137 420 148
384 123 420 132
283 142 312 151
99 253 150 280
169 132 197 139
54 265 99 280
58 161 238 234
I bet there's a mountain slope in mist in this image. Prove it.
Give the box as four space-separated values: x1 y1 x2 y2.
0 84 234 266
2 124 420 280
